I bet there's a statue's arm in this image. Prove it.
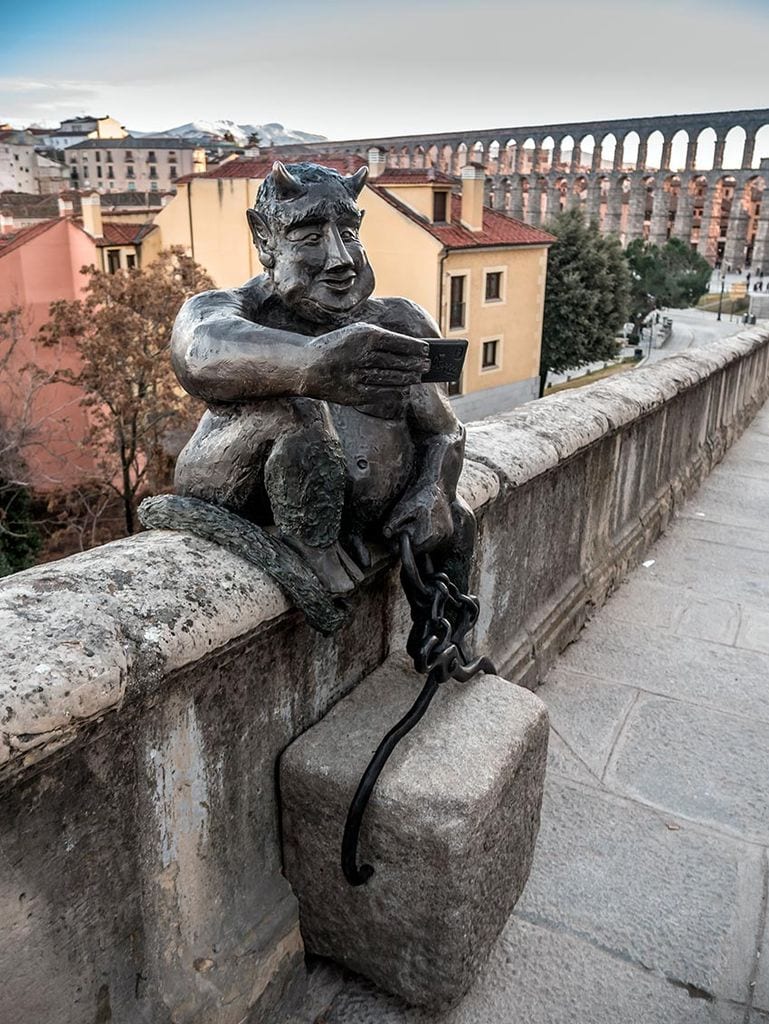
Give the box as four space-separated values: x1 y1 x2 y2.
171 288 314 403
171 288 430 405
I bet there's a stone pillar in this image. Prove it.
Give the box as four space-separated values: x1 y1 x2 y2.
513 146 522 174
648 186 670 247
723 200 749 270
547 181 564 223
685 139 697 171
526 176 544 226
660 139 672 171
566 179 583 212
713 136 726 169
625 180 648 242
603 181 623 236
697 187 722 264
592 145 603 172
742 133 756 170
531 144 542 175
672 183 694 244
508 177 524 220
613 139 625 171
551 139 562 170
751 205 769 273
585 179 602 222
570 143 582 173
637 137 648 171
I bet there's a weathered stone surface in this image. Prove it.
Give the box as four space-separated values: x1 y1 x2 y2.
323 917 745 1024
606 695 769 842
518 779 763 1001
280 657 548 1009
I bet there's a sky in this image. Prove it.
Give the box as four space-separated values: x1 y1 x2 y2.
3 0 769 142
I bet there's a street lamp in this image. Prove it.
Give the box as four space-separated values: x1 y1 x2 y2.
717 268 726 321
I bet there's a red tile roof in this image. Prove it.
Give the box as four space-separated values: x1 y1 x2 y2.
95 221 154 246
0 219 61 258
178 152 368 183
371 187 555 250
373 168 456 186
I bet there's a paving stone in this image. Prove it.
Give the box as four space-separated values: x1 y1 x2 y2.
607 694 769 842
560 617 769 723
516 779 764 1002
281 658 549 1009
637 534 769 603
736 606 769 654
538 667 637 778
598 577 740 644
322 917 746 1024
675 516 769 555
545 729 597 785
683 474 769 531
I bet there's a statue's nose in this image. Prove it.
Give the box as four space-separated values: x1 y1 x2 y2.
324 225 354 271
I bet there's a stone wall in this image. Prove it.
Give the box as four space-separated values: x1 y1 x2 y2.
1 326 767 1024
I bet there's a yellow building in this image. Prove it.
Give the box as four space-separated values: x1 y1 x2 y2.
145 153 554 416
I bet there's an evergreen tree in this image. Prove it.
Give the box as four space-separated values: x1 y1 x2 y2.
540 208 631 395
625 237 712 338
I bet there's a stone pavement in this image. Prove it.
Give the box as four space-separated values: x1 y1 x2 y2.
316 402 769 1024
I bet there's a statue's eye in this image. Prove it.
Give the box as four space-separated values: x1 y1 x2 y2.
341 229 358 242
299 232 322 244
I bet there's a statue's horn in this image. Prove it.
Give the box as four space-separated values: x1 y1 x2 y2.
346 166 369 198
271 161 304 199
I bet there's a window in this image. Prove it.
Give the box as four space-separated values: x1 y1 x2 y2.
126 253 136 269
126 166 135 179
482 339 499 370
449 275 466 329
149 166 158 179
485 271 502 301
106 151 113 163
433 190 448 222
125 151 133 162
97 166 102 178
95 151 101 162
107 167 114 179
150 180 159 191
147 151 156 163
107 249 121 274
127 181 136 191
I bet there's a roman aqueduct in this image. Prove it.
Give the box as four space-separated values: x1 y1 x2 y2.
276 108 769 271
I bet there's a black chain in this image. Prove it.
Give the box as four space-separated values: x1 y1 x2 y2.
341 534 496 886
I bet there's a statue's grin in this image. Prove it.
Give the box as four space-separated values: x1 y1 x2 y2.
319 274 357 294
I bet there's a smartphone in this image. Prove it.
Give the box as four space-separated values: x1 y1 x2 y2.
421 339 468 383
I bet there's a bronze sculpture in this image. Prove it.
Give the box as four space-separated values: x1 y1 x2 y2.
139 162 494 885
168 161 474 602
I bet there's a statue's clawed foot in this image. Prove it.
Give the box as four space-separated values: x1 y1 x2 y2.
282 535 365 595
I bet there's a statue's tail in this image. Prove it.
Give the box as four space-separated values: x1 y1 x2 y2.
138 494 349 636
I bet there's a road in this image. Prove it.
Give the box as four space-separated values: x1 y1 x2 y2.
645 306 753 363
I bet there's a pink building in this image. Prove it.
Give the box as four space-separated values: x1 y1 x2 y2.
0 218 98 488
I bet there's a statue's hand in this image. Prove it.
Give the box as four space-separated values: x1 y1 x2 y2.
383 485 454 552
307 324 430 405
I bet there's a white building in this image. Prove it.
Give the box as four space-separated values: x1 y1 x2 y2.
0 131 38 192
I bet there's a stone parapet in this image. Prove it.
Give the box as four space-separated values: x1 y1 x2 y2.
1 326 768 1022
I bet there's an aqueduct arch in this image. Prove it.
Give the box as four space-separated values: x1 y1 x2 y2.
275 108 769 269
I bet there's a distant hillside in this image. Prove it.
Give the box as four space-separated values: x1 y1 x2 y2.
132 120 325 147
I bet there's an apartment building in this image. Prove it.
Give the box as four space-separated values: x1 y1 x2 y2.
66 138 205 193
144 152 554 416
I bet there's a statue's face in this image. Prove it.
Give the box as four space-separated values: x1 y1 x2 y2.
258 180 375 323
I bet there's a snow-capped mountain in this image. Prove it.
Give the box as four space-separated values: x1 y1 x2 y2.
134 120 326 147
